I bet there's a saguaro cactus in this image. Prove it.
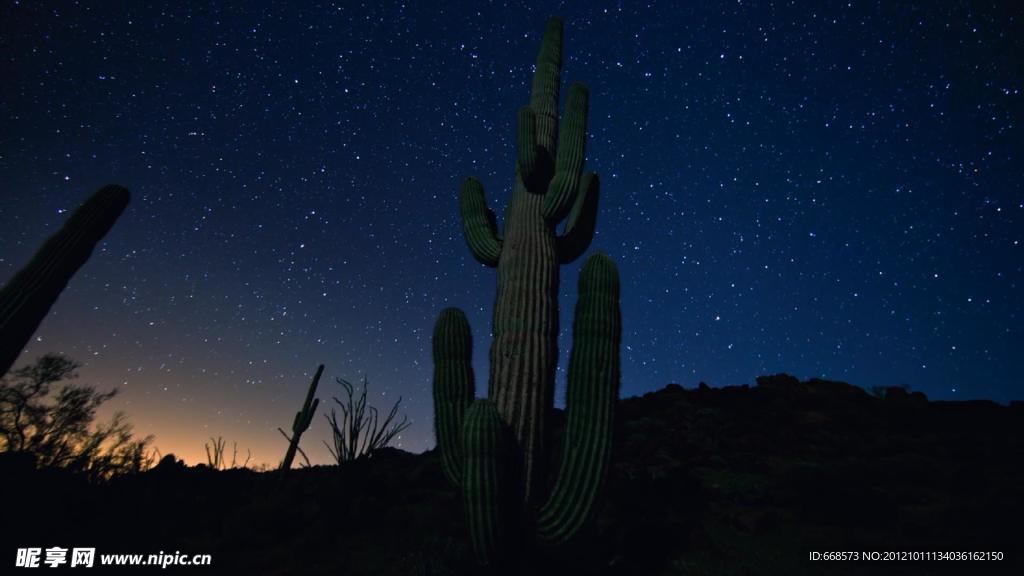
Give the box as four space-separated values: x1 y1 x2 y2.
432 17 621 566
0 184 130 378
279 364 323 470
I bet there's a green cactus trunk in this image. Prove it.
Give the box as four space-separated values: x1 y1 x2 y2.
0 184 130 378
459 16 596 504
490 184 560 502
433 17 620 567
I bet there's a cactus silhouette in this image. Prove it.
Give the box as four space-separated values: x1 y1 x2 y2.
279 364 323 470
0 184 130 378
432 17 621 566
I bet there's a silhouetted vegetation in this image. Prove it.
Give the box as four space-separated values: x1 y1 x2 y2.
204 436 252 470
7 375 1021 575
323 375 410 464
278 364 323 470
0 353 153 480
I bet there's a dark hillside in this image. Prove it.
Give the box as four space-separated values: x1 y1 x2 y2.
6 375 1021 575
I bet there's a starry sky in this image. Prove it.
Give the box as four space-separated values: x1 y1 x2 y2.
1 1 1021 466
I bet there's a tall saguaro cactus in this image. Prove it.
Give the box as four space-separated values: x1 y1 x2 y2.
279 364 323 470
433 17 621 566
0 184 130 378
459 15 605 502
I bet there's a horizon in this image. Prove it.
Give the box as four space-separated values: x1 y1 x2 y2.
5 363 1016 469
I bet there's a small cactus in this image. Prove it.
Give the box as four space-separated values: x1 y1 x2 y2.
0 184 130 378
278 364 323 470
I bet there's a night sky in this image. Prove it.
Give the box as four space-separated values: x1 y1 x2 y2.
1 1 1021 466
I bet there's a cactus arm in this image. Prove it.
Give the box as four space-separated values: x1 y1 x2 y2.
459 177 503 267
556 171 600 264
0 184 130 378
542 82 589 223
280 364 323 470
462 399 521 568
301 398 320 428
537 253 621 545
294 365 323 434
530 17 564 158
432 307 476 486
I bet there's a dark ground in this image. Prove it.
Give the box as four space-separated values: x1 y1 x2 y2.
5 374 1022 575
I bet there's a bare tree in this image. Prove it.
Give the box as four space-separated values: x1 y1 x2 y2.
323 375 410 464
0 353 153 479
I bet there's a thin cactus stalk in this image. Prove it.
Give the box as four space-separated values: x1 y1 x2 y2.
0 184 130 378
432 16 620 567
279 364 323 470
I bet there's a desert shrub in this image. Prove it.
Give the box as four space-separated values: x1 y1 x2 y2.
204 436 252 470
0 353 153 479
324 375 410 464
